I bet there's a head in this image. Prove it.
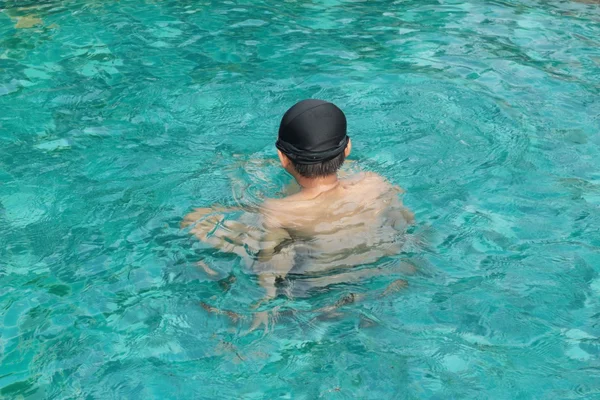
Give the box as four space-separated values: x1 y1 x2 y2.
276 99 352 180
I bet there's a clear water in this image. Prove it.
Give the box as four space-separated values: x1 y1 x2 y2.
1 0 600 398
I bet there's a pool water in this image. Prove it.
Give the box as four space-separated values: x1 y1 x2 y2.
1 0 600 398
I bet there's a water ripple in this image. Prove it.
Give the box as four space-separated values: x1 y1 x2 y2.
1 0 600 398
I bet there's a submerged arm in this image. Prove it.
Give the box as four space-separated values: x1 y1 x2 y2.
181 205 296 287
181 207 260 259
254 222 295 302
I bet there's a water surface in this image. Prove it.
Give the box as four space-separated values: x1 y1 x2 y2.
1 0 600 398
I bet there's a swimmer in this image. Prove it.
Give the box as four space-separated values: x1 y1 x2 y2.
182 99 414 328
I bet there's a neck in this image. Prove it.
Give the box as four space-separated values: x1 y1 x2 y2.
294 173 339 193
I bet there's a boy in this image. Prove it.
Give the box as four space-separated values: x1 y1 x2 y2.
183 100 413 322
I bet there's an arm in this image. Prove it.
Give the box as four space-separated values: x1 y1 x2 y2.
181 205 296 285
246 214 296 334
181 207 259 259
387 193 414 230
182 200 297 298
365 172 414 228
253 210 295 302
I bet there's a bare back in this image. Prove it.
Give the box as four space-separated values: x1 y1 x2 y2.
258 172 414 274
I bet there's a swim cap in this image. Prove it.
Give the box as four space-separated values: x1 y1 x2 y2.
276 99 349 165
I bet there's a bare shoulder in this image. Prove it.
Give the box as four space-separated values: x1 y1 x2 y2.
260 198 293 228
346 172 404 194
361 171 388 184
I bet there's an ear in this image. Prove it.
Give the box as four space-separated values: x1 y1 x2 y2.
277 150 291 168
344 138 352 157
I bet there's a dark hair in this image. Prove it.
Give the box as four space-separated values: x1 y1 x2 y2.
290 151 346 178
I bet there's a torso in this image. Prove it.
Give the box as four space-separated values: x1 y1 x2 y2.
259 172 413 274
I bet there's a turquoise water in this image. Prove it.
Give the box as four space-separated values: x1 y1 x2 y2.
1 0 600 398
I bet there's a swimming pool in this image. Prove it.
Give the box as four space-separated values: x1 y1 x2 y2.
1 0 599 398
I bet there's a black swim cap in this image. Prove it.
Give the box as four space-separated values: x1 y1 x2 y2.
276 99 349 165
